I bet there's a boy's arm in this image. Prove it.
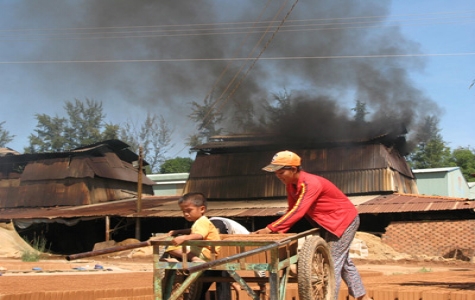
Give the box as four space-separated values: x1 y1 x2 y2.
169 228 192 236
172 233 203 246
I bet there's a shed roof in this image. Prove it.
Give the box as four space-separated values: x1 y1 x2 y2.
0 139 150 166
1 193 473 222
412 167 460 173
185 144 417 198
357 193 475 213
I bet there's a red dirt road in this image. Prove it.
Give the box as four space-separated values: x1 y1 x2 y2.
0 258 474 299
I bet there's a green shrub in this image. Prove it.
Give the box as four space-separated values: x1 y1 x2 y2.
21 234 48 262
418 267 432 273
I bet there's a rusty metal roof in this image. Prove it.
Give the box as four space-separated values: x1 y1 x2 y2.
192 131 408 153
185 144 417 199
0 196 288 221
1 193 474 222
0 147 20 156
357 193 475 213
0 139 150 166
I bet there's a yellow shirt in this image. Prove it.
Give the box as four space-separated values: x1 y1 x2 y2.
190 216 221 260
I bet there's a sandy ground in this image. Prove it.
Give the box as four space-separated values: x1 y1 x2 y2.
1 224 474 297
0 256 474 297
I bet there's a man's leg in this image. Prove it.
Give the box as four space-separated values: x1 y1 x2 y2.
324 216 367 300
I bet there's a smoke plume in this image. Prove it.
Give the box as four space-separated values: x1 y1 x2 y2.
7 0 439 151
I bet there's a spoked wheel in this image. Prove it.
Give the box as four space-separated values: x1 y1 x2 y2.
161 269 203 300
297 235 335 300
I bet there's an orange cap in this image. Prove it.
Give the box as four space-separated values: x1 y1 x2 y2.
262 150 301 172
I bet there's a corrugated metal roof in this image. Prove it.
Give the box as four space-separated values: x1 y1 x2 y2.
147 173 189 182
0 140 155 208
0 196 175 220
1 193 474 222
0 196 288 220
0 139 150 166
412 167 460 173
0 147 20 156
193 131 407 152
185 144 417 199
357 193 475 213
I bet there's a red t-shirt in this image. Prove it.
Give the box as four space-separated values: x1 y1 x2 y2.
267 171 358 237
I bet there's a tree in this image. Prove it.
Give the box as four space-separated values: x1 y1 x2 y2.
187 96 223 148
261 89 293 127
23 98 173 172
408 116 452 169
26 98 116 153
0 121 15 148
450 147 475 182
119 113 174 173
160 157 194 174
25 114 68 152
63 99 106 148
351 100 368 123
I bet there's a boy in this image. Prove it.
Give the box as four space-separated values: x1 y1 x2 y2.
166 192 220 262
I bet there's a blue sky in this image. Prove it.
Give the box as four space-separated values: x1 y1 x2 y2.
0 1 473 157
388 1 474 150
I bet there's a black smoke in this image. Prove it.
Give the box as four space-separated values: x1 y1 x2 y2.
7 0 439 151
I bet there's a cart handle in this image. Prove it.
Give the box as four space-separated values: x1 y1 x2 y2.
184 228 319 275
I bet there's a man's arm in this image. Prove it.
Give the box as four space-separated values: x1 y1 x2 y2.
267 182 320 233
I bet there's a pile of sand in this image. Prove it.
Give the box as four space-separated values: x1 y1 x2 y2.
354 232 410 260
0 226 443 263
0 222 38 258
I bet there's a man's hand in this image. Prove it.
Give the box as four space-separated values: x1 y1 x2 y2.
252 227 272 234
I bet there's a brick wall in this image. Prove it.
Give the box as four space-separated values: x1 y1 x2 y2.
382 220 475 258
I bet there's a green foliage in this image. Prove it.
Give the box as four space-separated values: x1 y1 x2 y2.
160 157 194 174
261 89 293 127
25 98 119 153
0 121 15 147
21 234 48 262
187 96 223 148
418 267 432 273
408 116 452 169
450 147 475 182
119 113 173 173
351 100 368 123
23 98 173 172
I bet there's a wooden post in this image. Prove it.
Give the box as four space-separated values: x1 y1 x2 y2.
105 216 110 241
135 146 143 240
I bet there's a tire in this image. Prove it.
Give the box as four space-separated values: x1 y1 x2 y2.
161 269 204 300
186 277 203 300
162 269 185 300
297 235 335 300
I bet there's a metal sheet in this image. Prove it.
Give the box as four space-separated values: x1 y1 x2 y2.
357 193 475 213
1 193 474 222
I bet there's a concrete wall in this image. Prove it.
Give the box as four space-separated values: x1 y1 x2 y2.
382 220 475 259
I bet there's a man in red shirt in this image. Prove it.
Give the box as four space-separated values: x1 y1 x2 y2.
254 150 371 300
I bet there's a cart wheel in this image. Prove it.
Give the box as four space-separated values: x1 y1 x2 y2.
161 269 203 300
161 269 186 300
297 235 335 300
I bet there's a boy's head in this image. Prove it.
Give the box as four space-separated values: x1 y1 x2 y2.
178 192 207 222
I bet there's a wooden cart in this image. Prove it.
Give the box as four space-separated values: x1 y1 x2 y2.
152 228 335 300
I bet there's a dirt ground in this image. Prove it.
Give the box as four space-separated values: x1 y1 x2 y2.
1 225 474 298
0 256 474 298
